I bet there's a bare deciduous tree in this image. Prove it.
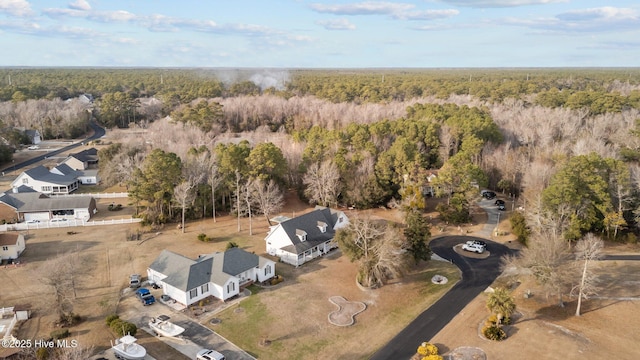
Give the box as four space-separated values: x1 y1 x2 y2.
207 154 223 222
249 178 284 226
173 181 196 233
518 225 573 307
572 233 604 316
38 253 80 324
303 160 340 207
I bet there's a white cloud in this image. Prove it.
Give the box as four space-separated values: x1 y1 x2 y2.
310 1 414 16
502 6 640 33
69 0 91 11
393 9 459 20
0 0 33 17
316 18 356 30
310 1 458 21
44 8 137 23
557 7 638 21
438 0 567 8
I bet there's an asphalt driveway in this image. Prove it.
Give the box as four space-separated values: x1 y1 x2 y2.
369 236 517 360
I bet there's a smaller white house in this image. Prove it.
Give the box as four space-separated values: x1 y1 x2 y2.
0 233 25 261
265 207 349 267
147 248 276 306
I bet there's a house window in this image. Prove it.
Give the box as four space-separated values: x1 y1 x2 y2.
1 246 8 251
189 288 198 299
265 265 272 276
201 283 209 293
22 178 28 184
42 186 52 192
227 282 235 293
296 229 307 242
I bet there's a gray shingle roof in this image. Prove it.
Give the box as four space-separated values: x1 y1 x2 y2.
68 148 98 163
278 208 337 255
52 163 77 176
24 165 78 185
149 248 262 292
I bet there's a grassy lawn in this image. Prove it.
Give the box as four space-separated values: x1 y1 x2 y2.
209 259 460 360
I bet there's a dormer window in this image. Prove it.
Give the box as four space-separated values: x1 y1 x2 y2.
296 229 307 242
317 221 327 233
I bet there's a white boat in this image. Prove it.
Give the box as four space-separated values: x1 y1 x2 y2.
149 315 185 337
111 334 147 360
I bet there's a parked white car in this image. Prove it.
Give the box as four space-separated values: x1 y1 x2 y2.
462 243 485 254
196 349 225 360
27 145 39 150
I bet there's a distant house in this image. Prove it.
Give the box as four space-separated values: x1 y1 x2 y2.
78 93 94 104
60 148 99 171
0 233 25 261
0 191 97 223
147 248 276 306
265 207 349 266
24 129 41 145
11 165 80 194
58 148 100 184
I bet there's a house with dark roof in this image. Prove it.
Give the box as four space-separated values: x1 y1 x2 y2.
147 248 276 306
0 233 25 261
0 191 97 223
10 165 80 194
60 148 99 171
24 129 41 145
265 207 349 266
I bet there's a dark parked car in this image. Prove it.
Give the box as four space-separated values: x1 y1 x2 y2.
497 203 506 211
482 191 496 200
495 199 505 206
136 288 155 306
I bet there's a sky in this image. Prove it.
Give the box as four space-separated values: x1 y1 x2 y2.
0 0 639 68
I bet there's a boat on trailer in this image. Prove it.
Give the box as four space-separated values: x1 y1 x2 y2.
149 315 185 337
111 334 147 360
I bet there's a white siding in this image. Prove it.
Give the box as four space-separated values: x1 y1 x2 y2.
265 226 292 256
162 283 187 306
222 278 240 301
257 261 276 282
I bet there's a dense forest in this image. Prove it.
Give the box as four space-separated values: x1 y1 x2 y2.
2 68 640 246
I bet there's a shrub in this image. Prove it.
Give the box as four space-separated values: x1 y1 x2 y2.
197 233 208 242
270 275 284 285
625 233 638 245
105 314 120 326
416 342 439 356
109 319 138 337
510 211 530 246
58 312 81 326
50 328 70 340
422 355 444 360
36 347 49 360
482 324 507 341
226 241 239 249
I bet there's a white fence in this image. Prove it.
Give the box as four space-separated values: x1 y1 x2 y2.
0 307 14 317
0 307 17 342
51 192 129 198
0 217 141 232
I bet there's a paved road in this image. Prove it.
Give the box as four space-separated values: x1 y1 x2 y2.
369 236 517 360
1 121 105 173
